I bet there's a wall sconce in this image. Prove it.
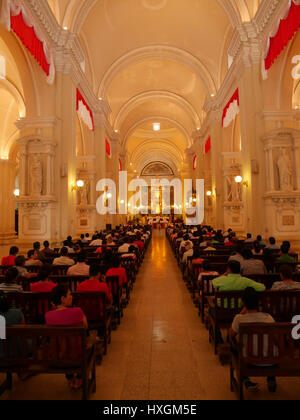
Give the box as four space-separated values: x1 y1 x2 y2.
13 189 20 197
206 190 212 197
235 176 248 187
71 180 85 191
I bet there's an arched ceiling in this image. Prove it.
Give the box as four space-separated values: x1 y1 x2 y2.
46 0 263 171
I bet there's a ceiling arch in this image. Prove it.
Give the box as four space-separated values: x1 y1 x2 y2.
123 116 191 152
99 45 217 99
114 90 201 131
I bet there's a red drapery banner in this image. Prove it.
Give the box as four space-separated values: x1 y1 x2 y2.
106 139 111 158
119 158 122 171
263 1 300 78
76 89 94 131
205 137 211 154
193 155 197 171
11 11 50 75
222 89 239 128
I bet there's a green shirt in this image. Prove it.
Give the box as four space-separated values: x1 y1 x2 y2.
213 274 266 309
276 254 294 263
213 274 266 292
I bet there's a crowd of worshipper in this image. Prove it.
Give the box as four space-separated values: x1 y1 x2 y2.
0 224 151 391
167 224 300 396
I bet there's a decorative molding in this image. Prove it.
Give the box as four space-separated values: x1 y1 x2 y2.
15 116 58 130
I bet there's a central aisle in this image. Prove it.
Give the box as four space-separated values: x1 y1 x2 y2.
93 230 233 400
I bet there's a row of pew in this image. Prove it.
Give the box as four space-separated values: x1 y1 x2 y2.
166 230 300 400
0 232 152 400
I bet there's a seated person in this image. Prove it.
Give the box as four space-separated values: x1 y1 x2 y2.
121 245 137 260
191 249 205 266
53 247 75 266
39 241 54 261
272 264 300 290
1 246 19 267
30 266 56 292
240 249 267 276
252 241 263 256
118 239 130 253
0 291 25 358
265 237 280 251
203 241 217 251
198 261 219 285
77 264 111 303
14 255 36 279
244 233 253 243
46 285 88 389
277 243 295 263
180 234 193 252
81 233 90 244
106 235 116 247
0 267 23 293
89 235 103 247
228 245 245 265
60 240 74 254
106 257 127 288
67 252 90 276
213 261 266 293
230 287 277 393
25 250 43 267
256 235 266 247
224 236 235 247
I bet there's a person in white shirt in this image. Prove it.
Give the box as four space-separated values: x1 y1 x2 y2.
53 247 75 266
67 252 90 276
118 240 130 253
25 250 43 267
265 237 280 251
180 235 193 252
89 236 103 246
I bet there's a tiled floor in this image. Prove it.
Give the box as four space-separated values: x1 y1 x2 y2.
1 230 300 400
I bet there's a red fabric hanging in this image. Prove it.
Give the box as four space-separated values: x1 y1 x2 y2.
106 139 111 158
205 137 211 154
10 12 50 76
222 89 239 127
119 158 123 171
265 2 300 71
76 89 94 131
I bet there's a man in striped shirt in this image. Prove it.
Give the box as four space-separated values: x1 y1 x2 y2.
0 267 23 293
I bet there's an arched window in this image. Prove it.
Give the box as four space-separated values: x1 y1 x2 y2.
0 55 6 79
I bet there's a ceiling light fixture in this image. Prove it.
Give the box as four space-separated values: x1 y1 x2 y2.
153 123 160 132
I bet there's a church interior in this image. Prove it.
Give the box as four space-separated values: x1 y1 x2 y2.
0 0 300 401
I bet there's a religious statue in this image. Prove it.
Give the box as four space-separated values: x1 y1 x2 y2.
79 179 89 205
30 154 43 196
226 176 241 202
277 148 293 192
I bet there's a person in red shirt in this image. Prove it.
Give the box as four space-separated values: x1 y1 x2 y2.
30 266 56 293
134 234 144 251
1 246 19 266
77 264 111 302
106 256 127 288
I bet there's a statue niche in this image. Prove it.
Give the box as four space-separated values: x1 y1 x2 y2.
276 148 293 192
30 154 43 196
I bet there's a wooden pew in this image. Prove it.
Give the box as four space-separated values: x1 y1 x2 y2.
208 290 300 354
72 292 112 355
0 325 96 400
230 323 300 400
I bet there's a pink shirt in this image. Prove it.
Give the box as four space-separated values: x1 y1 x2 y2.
45 307 84 326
